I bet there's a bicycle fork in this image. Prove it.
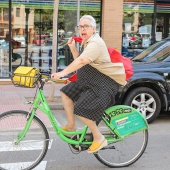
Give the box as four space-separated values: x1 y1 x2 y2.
15 109 36 144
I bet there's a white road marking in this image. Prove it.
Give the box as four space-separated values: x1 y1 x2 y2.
0 139 53 151
0 161 47 170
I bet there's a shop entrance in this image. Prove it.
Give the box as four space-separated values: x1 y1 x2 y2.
156 13 170 40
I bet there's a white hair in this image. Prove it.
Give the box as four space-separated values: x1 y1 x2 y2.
79 15 96 28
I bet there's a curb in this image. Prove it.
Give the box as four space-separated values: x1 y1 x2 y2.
46 96 64 110
49 103 64 110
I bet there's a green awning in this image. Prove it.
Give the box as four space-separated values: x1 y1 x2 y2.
0 0 100 11
123 2 154 13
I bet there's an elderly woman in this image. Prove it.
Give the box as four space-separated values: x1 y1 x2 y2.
51 15 126 153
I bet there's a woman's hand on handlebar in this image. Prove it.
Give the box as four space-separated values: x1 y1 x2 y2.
51 72 65 80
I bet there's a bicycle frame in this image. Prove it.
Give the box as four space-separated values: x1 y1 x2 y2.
16 88 122 146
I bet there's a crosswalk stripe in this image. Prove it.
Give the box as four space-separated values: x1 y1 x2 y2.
0 139 53 152
0 161 47 170
33 161 47 170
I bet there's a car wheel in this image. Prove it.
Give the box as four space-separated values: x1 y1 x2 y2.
123 87 161 123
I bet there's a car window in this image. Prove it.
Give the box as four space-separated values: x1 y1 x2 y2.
147 46 170 62
160 52 170 62
132 40 170 62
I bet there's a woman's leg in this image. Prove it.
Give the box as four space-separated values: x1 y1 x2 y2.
61 91 76 131
77 115 104 142
77 115 107 153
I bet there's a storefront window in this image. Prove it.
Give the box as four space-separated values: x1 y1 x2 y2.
11 2 55 74
0 4 10 77
0 0 101 78
156 1 170 40
0 0 55 78
57 0 101 71
122 0 154 58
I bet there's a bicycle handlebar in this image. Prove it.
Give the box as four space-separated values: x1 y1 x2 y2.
49 79 68 84
40 73 68 84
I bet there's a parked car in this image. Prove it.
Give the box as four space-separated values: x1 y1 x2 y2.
13 35 26 47
44 37 63 46
116 37 170 123
33 34 48 46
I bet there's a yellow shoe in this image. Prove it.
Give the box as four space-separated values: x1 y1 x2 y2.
61 126 76 131
87 139 108 153
61 126 77 138
61 126 72 138
61 126 68 131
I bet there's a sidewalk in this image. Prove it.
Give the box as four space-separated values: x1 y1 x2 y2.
0 83 67 128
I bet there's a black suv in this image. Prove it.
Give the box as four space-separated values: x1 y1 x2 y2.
116 38 170 123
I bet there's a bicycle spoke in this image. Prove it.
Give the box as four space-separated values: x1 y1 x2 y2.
0 111 49 170
94 120 148 168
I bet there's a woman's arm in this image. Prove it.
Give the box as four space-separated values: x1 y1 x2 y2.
69 46 79 59
51 57 91 80
67 37 79 59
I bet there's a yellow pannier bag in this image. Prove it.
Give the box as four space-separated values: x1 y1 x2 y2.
12 66 39 87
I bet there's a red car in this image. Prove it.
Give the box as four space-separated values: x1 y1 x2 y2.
33 34 48 46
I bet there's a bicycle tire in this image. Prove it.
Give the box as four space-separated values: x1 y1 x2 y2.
94 120 148 168
0 110 49 170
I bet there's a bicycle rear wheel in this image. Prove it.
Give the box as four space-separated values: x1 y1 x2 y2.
94 120 148 168
0 110 49 170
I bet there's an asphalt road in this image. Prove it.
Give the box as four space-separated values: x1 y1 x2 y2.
1 109 170 170
38 111 170 170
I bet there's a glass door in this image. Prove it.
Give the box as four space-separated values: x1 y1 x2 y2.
156 14 170 41
57 0 101 72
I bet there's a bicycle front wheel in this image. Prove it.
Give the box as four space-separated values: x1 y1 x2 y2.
94 120 148 168
0 110 49 170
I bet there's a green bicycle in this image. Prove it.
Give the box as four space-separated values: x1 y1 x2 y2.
0 67 148 170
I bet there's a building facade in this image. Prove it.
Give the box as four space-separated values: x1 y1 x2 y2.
0 0 170 80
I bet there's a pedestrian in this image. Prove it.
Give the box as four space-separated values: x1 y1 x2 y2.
51 15 126 153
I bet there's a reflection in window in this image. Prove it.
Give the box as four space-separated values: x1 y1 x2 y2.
122 0 154 58
157 51 170 62
147 46 170 62
132 41 163 61
0 0 101 75
132 41 170 62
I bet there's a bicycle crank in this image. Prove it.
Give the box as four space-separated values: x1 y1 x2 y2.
68 135 89 153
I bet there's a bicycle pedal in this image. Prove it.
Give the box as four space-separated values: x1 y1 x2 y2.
80 144 89 151
69 144 82 153
101 145 115 150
